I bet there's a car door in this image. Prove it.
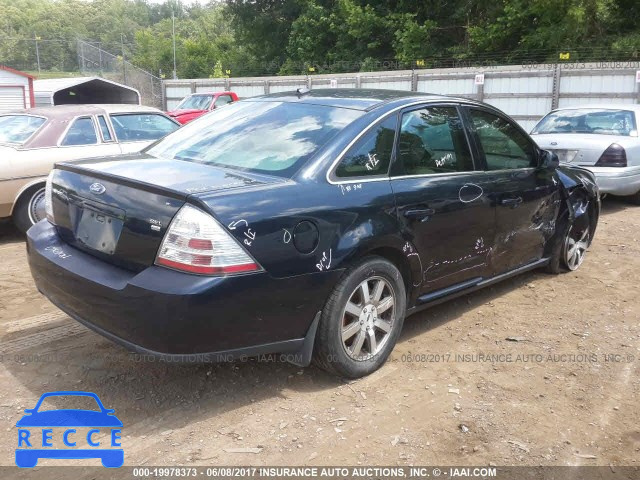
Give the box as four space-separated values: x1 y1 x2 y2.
462 106 560 274
56 116 120 160
389 104 497 295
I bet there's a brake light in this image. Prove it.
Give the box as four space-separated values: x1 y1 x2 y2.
595 143 627 167
155 204 261 275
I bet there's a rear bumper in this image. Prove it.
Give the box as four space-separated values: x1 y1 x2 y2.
27 221 336 360
582 165 640 196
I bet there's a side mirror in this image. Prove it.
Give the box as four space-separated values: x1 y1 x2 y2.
539 149 560 169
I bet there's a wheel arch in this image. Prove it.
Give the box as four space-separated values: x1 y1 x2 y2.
11 177 47 217
350 242 420 301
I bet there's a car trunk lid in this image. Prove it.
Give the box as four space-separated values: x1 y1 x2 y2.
50 154 275 272
533 133 632 166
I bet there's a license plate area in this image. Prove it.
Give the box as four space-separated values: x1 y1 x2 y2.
550 149 578 163
75 201 125 255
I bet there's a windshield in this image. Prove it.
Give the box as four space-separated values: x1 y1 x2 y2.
0 115 46 144
148 101 363 177
532 109 638 136
177 95 214 110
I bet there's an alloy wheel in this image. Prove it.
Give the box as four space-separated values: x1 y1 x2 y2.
564 226 589 271
340 276 396 360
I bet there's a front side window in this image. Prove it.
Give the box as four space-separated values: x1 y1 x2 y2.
396 106 473 175
148 101 362 177
177 95 214 110
335 115 397 178
215 95 233 107
469 109 536 170
532 108 638 137
110 114 178 142
0 115 46 145
61 117 98 146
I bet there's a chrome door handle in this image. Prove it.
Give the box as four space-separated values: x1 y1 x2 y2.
500 197 523 208
404 208 436 221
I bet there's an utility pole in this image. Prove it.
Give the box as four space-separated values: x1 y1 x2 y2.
34 34 41 74
121 33 127 83
172 10 177 79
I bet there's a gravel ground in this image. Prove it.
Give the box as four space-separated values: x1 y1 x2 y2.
0 197 638 471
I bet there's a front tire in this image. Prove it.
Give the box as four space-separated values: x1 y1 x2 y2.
546 213 590 273
313 256 406 378
13 185 46 234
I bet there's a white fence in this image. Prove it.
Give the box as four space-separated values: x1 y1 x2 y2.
163 62 640 131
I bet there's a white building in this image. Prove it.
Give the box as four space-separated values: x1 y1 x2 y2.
0 65 35 112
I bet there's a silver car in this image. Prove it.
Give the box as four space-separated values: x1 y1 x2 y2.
531 105 640 203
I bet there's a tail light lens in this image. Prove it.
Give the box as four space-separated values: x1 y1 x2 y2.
595 144 627 167
44 171 55 224
155 204 261 275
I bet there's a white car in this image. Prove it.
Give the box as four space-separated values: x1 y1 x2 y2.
531 105 640 203
0 104 179 232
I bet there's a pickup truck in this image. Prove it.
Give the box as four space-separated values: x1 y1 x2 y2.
166 91 239 124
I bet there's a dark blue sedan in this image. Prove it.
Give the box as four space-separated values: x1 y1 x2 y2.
27 89 599 378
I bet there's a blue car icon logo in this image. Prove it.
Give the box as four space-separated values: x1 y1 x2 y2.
15 391 123 468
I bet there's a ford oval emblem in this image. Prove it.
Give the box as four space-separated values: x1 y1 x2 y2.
89 183 106 195
550 141 558 146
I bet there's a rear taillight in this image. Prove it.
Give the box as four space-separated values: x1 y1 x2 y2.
155 204 261 275
44 171 54 224
595 143 627 167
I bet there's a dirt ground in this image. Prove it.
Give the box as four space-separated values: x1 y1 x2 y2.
0 197 638 471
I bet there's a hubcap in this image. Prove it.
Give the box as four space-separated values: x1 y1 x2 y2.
341 276 396 361
28 188 47 225
565 226 589 271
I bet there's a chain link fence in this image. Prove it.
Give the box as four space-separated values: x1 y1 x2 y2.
76 40 164 109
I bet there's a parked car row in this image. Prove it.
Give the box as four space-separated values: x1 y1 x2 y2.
2 88 638 378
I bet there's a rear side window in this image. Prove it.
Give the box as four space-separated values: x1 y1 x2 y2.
215 95 233 107
61 117 98 146
110 114 178 142
469 109 536 170
97 115 113 142
395 106 473 175
0 115 46 145
335 115 397 178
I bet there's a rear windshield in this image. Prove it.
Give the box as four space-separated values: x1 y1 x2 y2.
177 95 214 110
147 101 363 177
532 109 637 136
0 115 46 145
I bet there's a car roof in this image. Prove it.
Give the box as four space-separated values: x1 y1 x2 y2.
5 104 162 119
3 104 168 149
247 88 476 111
551 104 640 113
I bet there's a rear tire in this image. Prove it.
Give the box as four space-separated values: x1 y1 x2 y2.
13 184 46 234
313 256 406 378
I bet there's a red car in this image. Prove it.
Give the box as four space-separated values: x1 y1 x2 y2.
166 92 239 124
